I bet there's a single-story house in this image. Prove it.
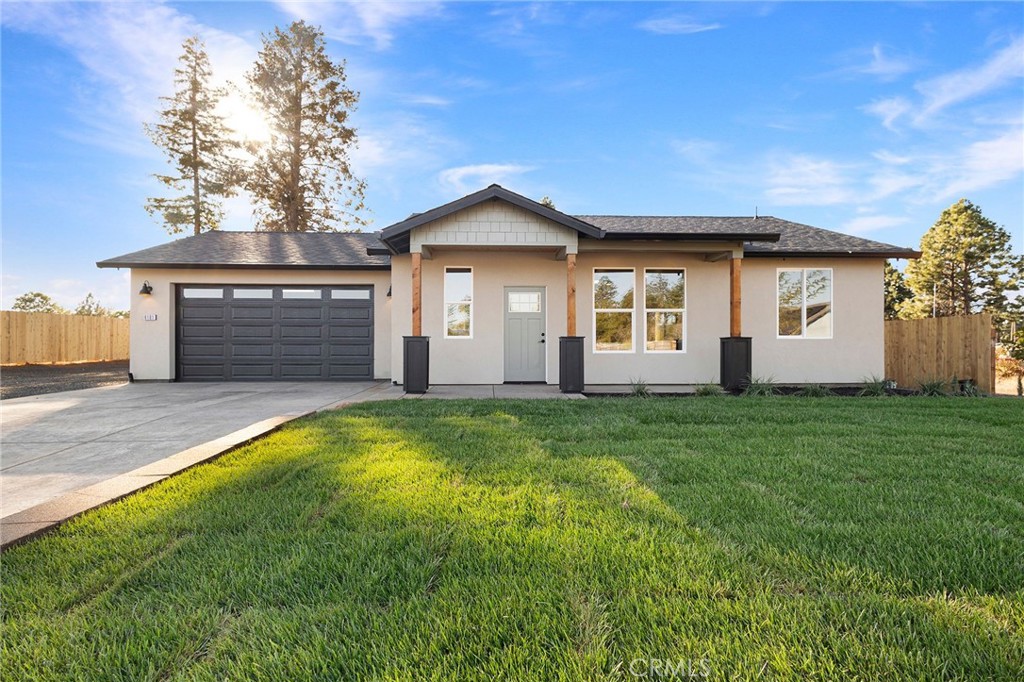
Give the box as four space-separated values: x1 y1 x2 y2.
98 184 918 391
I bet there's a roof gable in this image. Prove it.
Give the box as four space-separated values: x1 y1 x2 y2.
378 184 603 253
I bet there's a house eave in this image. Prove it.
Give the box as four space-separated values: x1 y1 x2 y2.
742 250 921 259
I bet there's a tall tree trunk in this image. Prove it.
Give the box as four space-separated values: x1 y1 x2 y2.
287 53 304 232
190 64 201 236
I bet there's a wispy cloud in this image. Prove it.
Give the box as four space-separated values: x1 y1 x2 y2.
830 44 918 82
841 214 910 235
402 94 452 107
438 164 536 194
915 35 1024 122
862 96 912 131
934 127 1024 199
764 154 856 206
636 16 721 35
274 1 443 50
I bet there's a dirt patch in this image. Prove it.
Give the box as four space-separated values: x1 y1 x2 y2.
0 361 129 400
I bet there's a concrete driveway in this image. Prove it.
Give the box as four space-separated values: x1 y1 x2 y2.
1 381 403 520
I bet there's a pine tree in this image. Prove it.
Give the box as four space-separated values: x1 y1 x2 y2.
145 36 238 236
904 199 1019 322
246 21 366 232
883 261 912 320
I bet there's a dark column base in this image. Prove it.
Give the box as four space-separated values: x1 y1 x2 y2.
559 336 585 393
403 336 430 393
720 337 752 393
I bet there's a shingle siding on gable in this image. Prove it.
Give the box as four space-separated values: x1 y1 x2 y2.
410 203 579 251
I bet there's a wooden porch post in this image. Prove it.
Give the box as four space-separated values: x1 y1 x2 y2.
729 256 742 337
412 252 423 336
566 253 577 336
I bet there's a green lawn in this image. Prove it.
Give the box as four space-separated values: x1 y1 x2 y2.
2 398 1022 680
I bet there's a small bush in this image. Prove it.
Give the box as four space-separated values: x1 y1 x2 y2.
859 376 888 397
743 375 778 397
797 383 833 397
694 383 725 397
628 377 652 398
954 379 982 397
918 378 949 396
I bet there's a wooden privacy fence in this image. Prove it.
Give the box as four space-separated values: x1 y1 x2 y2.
0 311 129 365
884 313 995 393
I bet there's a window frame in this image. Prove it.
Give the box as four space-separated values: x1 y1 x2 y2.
776 267 834 340
643 268 687 354
443 266 474 339
592 267 636 354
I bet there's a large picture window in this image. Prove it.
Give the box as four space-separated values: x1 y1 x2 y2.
594 269 634 352
644 269 686 352
778 268 832 338
444 267 473 338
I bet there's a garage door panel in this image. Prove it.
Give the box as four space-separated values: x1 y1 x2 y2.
231 326 274 339
329 308 371 321
179 364 227 379
231 307 274 320
180 325 225 339
329 326 371 339
329 345 371 358
280 326 323 339
178 285 372 381
329 363 373 378
280 364 326 378
181 307 226 320
280 308 325 321
180 343 226 357
230 364 275 379
231 345 274 357
280 344 325 358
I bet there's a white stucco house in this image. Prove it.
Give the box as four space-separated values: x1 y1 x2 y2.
98 185 918 392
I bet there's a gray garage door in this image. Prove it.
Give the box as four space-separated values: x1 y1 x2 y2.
176 285 373 381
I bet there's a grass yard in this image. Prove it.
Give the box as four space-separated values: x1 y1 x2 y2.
2 397 1022 680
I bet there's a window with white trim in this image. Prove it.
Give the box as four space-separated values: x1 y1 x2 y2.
444 267 473 338
644 269 686 352
594 269 634 352
778 268 832 338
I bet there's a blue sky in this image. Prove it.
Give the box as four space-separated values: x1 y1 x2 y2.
2 1 1022 311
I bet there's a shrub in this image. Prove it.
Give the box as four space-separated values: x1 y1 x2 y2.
694 383 725 397
797 383 833 397
918 378 949 396
859 376 888 397
954 379 982 397
628 377 652 398
743 375 778 397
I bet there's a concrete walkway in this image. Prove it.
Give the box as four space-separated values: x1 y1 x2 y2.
0 381 404 546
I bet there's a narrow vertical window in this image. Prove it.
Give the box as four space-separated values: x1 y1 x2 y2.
777 269 832 338
644 269 686 352
594 269 634 352
444 267 473 338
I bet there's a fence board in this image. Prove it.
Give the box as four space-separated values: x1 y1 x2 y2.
884 313 995 393
0 311 129 365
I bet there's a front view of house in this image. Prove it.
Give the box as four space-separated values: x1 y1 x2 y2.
98 185 918 391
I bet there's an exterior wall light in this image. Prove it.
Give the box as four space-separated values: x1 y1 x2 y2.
139 281 153 295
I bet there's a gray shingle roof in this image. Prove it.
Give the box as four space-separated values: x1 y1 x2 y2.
97 231 391 270
576 215 918 258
